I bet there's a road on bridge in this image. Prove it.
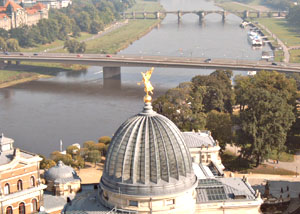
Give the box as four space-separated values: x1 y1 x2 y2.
1 52 300 73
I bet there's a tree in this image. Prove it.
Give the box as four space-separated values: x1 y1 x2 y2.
98 136 111 145
0 37 7 52
90 20 104 34
206 110 232 151
83 141 97 150
39 155 56 169
87 150 101 167
153 82 206 131
6 39 20 51
50 151 74 166
235 71 297 166
64 39 86 53
75 11 91 32
191 70 234 113
66 145 80 157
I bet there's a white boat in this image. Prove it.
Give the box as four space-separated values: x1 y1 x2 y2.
247 71 257 76
248 31 263 46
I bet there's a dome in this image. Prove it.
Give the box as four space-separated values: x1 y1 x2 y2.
100 102 197 196
44 161 80 184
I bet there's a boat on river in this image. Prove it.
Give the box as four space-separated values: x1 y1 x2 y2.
248 31 263 46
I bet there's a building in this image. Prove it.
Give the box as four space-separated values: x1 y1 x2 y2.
44 161 81 196
36 0 71 9
183 130 225 175
95 88 263 213
0 133 46 214
0 0 48 30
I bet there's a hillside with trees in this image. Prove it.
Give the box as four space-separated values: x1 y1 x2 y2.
0 0 135 52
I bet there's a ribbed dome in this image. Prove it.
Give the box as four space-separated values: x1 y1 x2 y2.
100 103 197 196
44 161 80 184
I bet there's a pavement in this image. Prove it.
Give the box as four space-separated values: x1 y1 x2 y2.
264 150 300 174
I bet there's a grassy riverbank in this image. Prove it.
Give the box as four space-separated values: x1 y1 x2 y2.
0 62 86 88
218 1 300 63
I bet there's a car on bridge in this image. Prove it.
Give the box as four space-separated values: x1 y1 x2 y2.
204 58 212 63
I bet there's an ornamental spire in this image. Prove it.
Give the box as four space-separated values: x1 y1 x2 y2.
138 67 154 103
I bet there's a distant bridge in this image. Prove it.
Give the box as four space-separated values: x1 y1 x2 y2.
121 10 288 22
1 53 298 88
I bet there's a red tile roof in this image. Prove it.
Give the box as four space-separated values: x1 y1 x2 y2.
0 13 8 19
4 0 22 11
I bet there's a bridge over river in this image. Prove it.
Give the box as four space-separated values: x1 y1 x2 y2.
121 10 288 22
1 53 299 87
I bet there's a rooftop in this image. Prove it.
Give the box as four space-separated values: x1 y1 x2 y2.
183 131 217 148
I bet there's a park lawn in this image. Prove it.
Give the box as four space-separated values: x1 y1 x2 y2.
84 19 160 54
127 0 164 12
222 151 296 175
289 49 300 63
20 32 93 53
217 2 255 13
244 164 297 175
255 18 300 47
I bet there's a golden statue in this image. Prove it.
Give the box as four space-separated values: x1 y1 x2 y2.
138 67 154 103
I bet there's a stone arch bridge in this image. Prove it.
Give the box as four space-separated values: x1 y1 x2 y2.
122 10 287 22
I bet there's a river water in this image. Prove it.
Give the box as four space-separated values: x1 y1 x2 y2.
0 0 272 156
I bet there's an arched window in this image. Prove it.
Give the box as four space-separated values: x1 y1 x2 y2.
30 176 35 187
17 180 23 191
4 183 10 195
19 202 25 214
32 199 37 212
6 206 12 214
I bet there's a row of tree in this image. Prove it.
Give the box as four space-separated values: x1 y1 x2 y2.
0 0 135 51
40 136 111 169
153 70 300 166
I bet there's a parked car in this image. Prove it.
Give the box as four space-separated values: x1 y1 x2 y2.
33 53 38 56
19 53 24 56
77 54 82 57
4 52 9 55
271 62 277 66
204 58 212 63
106 54 112 58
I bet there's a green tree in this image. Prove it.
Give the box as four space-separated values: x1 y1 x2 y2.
75 11 91 32
6 38 20 51
83 141 97 150
87 150 101 167
66 145 80 157
50 151 74 166
153 82 206 131
206 110 232 151
39 155 56 169
235 71 297 166
90 20 104 34
0 37 7 52
98 136 111 145
191 70 234 113
64 39 86 53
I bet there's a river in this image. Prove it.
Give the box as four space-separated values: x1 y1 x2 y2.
0 0 272 156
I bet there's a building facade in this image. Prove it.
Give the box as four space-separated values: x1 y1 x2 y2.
0 0 48 30
0 134 46 214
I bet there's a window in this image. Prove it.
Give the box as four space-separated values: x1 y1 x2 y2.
30 176 35 187
6 206 12 214
129 200 138 207
32 199 37 212
165 199 175 206
4 183 10 195
19 202 25 214
17 180 23 191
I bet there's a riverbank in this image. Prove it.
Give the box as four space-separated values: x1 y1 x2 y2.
218 1 300 63
0 62 87 88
